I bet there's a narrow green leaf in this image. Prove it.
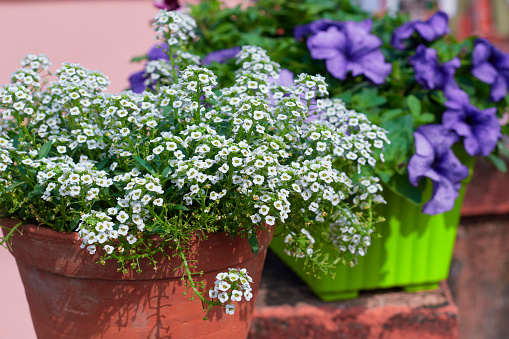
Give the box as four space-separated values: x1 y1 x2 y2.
12 135 19 149
488 154 507 173
162 166 171 178
37 141 53 159
133 155 155 174
498 141 509 157
247 232 259 255
173 204 189 211
97 157 109 170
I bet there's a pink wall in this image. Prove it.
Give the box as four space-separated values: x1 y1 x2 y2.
0 0 157 93
0 1 157 337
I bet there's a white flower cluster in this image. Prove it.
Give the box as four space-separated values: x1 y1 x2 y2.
20 54 51 72
236 46 280 79
208 268 253 315
0 29 388 278
153 10 197 46
283 228 315 258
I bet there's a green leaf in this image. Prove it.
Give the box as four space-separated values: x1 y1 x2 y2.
130 55 148 63
384 172 424 205
417 113 435 124
247 232 259 254
27 184 44 199
488 154 507 173
97 157 109 170
133 155 155 175
37 141 53 159
162 166 171 178
12 135 19 149
69 217 81 231
172 204 189 211
406 95 421 118
498 140 509 157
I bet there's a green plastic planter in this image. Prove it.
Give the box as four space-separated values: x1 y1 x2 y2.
270 174 471 301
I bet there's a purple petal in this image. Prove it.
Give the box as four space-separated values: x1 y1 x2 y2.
202 46 241 66
472 38 493 65
342 21 382 57
294 24 313 41
129 71 146 93
422 176 459 215
307 27 344 60
390 22 416 50
295 19 344 40
489 74 508 102
414 11 450 41
408 124 469 215
148 43 170 61
154 0 180 11
471 62 499 84
352 50 392 84
325 54 349 80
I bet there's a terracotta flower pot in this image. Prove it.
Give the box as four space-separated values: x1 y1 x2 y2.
1 218 273 339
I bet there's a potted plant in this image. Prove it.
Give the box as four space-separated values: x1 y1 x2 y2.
0 9 387 338
156 0 509 300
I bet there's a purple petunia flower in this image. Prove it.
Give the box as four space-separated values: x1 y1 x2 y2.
129 70 147 93
471 38 509 102
306 19 392 84
154 0 180 11
294 18 344 41
408 124 470 215
409 45 460 91
202 46 241 66
443 88 501 156
148 43 170 61
391 11 450 50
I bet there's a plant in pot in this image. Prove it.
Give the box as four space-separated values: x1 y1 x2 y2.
145 0 509 301
0 9 388 338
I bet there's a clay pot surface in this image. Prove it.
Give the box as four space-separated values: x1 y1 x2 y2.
1 218 273 339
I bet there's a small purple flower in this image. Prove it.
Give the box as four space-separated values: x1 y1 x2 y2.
153 0 180 11
408 124 470 215
306 19 392 84
443 88 501 156
129 70 147 93
391 11 450 50
409 45 460 91
202 47 241 66
471 38 509 102
148 43 169 61
294 18 344 41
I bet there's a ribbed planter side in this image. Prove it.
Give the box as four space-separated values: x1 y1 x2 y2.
270 179 468 301
1 219 272 339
